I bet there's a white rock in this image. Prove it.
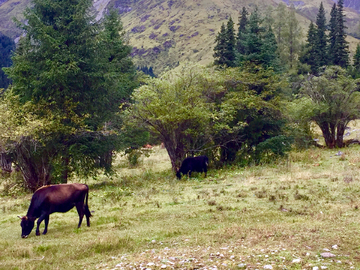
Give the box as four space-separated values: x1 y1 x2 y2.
160 266 167 269
151 240 156 243
147 262 155 266
332 245 338 249
323 248 330 251
237 263 246 268
320 267 328 269
320 252 336 258
313 267 319 270
292 258 301 263
264 265 273 269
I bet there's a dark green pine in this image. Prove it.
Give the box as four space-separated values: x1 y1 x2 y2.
328 3 337 65
353 44 360 78
333 0 349 67
213 23 228 67
299 21 318 74
236 7 248 55
315 2 328 68
224 17 236 67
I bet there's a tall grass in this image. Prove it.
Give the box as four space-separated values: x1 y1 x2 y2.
1 146 360 269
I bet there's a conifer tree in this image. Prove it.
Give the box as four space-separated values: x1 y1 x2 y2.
224 17 236 67
236 7 248 55
213 23 228 67
333 0 350 67
315 2 328 68
328 3 337 64
299 22 318 74
4 1 137 189
352 44 360 78
239 7 264 64
275 4 302 70
261 26 280 70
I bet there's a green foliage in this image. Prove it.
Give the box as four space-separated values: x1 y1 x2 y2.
127 62 221 170
273 4 302 71
236 7 281 71
213 17 236 68
351 43 360 78
298 66 360 148
332 0 350 68
0 34 15 90
315 2 328 68
1 2 137 190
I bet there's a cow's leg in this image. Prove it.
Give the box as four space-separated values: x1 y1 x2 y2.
36 214 47 236
76 203 85 228
42 215 49 235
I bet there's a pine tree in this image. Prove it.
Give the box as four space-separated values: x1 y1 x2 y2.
276 4 302 70
239 7 264 64
260 26 280 70
213 23 228 67
4 1 137 187
224 17 236 67
236 7 248 55
333 0 350 67
315 2 328 68
300 22 318 74
352 44 360 78
328 3 337 64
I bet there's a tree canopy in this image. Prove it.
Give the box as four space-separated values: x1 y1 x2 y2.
2 0 137 190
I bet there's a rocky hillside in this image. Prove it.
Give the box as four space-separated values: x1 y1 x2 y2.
0 0 359 75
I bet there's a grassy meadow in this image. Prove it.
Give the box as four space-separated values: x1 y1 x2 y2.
1 145 360 269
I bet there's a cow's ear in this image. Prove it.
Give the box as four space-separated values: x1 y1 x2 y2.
17 215 22 219
17 216 27 220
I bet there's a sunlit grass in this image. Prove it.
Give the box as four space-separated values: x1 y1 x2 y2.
1 145 360 269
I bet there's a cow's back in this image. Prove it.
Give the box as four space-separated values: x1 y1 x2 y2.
28 184 88 217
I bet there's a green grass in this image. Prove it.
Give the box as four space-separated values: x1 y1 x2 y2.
1 146 360 269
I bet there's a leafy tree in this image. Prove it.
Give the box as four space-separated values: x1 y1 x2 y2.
214 65 289 165
213 23 228 67
3 1 136 190
236 7 248 55
315 2 328 68
126 62 221 171
299 66 360 148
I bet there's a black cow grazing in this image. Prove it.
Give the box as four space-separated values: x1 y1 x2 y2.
18 183 91 238
176 155 209 179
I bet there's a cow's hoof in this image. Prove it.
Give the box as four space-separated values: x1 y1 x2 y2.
36 232 40 236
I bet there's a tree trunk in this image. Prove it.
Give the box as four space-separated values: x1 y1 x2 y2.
336 122 347 148
162 136 186 172
318 122 336 148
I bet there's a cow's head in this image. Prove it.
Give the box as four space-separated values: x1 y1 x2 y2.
18 216 34 238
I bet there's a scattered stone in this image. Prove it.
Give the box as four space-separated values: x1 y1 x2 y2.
237 263 246 268
313 267 319 270
332 245 338 249
323 248 330 251
292 258 301 263
264 265 273 269
320 252 336 258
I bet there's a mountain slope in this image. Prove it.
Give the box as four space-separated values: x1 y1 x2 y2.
0 0 359 74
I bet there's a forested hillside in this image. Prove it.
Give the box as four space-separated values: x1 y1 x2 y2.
0 0 359 74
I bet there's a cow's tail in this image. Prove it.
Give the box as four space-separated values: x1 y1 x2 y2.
85 185 92 217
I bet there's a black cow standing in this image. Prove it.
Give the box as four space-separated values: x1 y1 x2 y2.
176 155 209 179
18 183 91 238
